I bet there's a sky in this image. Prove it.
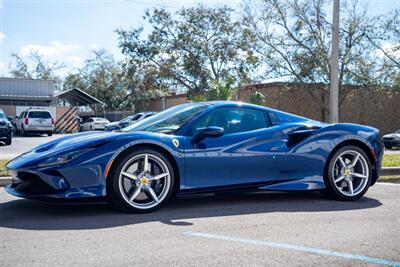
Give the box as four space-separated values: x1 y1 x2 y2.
0 0 398 77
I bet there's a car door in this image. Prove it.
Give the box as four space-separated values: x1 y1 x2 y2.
181 107 287 190
17 112 25 131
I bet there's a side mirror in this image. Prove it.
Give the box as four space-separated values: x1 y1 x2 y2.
192 126 224 144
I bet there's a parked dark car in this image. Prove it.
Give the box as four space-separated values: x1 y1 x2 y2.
105 112 156 131
0 108 13 145
382 129 400 149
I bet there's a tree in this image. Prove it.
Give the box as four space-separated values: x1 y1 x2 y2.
366 8 400 89
117 5 258 98
243 0 379 117
190 77 237 102
63 50 166 112
9 51 65 91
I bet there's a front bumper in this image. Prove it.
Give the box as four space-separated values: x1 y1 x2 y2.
6 167 106 200
0 126 12 139
5 150 110 200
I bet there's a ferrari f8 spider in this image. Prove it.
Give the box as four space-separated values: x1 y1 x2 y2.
6 101 383 212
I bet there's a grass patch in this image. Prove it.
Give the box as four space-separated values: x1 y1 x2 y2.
0 159 9 176
382 154 400 167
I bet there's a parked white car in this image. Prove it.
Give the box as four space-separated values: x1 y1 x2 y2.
80 117 110 131
105 112 156 131
16 109 54 136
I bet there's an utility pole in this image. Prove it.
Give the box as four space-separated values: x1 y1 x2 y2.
330 0 340 123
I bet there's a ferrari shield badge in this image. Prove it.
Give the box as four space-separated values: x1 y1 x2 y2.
172 138 180 148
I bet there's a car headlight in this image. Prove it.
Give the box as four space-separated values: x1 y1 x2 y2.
38 148 93 167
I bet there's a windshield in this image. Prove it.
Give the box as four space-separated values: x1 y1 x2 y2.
120 116 132 123
123 103 207 134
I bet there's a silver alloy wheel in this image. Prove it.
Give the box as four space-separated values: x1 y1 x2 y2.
118 153 171 209
332 150 369 197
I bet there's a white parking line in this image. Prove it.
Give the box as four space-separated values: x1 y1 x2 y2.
376 182 400 186
184 232 400 266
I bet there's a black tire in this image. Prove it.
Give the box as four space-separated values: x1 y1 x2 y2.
322 145 372 201
5 133 12 145
384 145 392 149
47 131 53 136
108 148 175 213
21 126 26 136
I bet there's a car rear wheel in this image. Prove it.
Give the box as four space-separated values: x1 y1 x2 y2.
384 145 392 149
108 149 175 213
323 145 372 201
47 131 53 136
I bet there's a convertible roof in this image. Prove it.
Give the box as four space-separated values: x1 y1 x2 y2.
56 88 104 106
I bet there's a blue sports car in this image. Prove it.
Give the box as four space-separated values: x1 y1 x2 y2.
5 101 383 213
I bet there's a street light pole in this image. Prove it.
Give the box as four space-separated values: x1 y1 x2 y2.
330 0 340 123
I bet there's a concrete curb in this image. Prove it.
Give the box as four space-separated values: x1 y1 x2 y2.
0 168 399 187
0 177 12 187
381 167 400 176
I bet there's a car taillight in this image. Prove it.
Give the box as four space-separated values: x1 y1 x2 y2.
24 118 29 125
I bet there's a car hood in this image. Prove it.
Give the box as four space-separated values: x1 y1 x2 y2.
32 131 117 153
7 130 177 170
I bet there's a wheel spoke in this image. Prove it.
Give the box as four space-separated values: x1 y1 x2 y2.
352 172 367 179
129 187 142 202
349 154 360 168
347 179 354 195
143 154 150 172
334 175 345 183
147 187 160 203
151 172 168 180
122 172 138 180
338 156 347 168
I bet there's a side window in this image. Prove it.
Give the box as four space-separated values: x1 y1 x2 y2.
192 108 268 135
268 110 306 125
87 118 93 123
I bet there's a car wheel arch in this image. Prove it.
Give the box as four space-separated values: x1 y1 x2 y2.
323 139 378 186
105 143 181 196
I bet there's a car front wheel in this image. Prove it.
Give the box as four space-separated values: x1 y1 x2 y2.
323 145 372 201
5 132 12 145
108 149 175 213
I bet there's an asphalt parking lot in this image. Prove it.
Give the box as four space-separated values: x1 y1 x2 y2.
0 183 399 266
0 134 70 159
0 134 399 160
